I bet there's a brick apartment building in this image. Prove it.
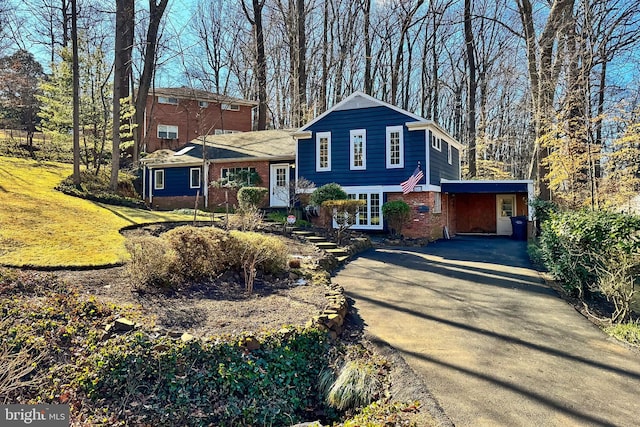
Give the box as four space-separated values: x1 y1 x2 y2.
142 87 257 153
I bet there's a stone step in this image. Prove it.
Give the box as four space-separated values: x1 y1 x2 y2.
336 255 350 263
291 230 314 236
326 248 348 257
315 242 338 250
305 235 327 242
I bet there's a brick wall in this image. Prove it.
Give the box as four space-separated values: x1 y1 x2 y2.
387 191 453 240
148 195 205 210
208 160 272 209
144 97 253 153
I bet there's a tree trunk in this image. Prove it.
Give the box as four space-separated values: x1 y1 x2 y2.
464 0 477 178
363 0 372 95
296 0 306 124
133 0 169 164
71 0 79 186
111 0 134 190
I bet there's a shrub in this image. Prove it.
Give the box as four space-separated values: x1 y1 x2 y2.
322 199 366 245
237 186 268 210
163 226 229 282
538 210 640 321
125 235 177 288
310 183 347 206
227 231 289 293
229 204 263 231
56 170 146 209
382 200 410 237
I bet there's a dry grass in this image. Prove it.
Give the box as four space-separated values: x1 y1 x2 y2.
0 156 209 268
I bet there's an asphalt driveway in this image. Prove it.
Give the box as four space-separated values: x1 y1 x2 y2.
334 236 640 427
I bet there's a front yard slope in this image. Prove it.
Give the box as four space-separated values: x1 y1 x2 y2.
0 156 202 268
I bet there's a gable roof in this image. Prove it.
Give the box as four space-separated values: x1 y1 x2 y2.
141 129 295 167
150 87 258 106
296 91 462 149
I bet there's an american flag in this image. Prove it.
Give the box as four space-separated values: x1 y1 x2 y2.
400 165 424 194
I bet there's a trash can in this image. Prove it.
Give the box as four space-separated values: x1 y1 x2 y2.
510 216 528 240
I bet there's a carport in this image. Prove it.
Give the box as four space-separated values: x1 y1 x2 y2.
441 179 534 237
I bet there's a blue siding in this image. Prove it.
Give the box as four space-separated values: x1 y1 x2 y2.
428 130 460 185
299 106 426 187
151 166 202 197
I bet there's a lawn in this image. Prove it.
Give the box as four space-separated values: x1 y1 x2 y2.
0 156 210 268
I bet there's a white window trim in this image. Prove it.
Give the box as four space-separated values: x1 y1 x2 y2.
349 129 367 170
190 168 201 189
316 131 332 172
432 135 442 151
386 125 404 169
154 169 165 190
447 143 452 164
340 186 384 230
158 124 178 139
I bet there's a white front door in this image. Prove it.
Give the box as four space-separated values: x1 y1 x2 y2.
496 194 516 235
270 164 290 207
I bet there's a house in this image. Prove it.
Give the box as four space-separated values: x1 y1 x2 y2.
142 87 258 153
294 91 463 240
294 91 533 239
140 129 296 210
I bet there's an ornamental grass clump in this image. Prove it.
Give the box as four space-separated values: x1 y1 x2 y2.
321 359 383 411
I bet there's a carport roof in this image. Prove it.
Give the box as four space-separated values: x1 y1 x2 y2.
440 179 533 194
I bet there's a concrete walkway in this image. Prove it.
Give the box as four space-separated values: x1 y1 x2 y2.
334 236 640 427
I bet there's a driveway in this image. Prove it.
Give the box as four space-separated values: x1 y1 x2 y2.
334 236 640 427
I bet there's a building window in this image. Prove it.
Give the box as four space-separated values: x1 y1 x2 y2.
158 124 178 139
447 143 452 164
350 129 367 170
316 131 331 172
214 129 241 135
345 191 382 229
433 192 442 214
221 103 240 111
190 168 201 189
154 169 164 190
158 96 178 105
386 126 404 168
432 134 442 151
221 167 258 185
198 101 209 108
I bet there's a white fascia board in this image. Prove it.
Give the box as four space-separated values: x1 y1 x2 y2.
297 91 426 132
441 179 534 184
407 121 463 150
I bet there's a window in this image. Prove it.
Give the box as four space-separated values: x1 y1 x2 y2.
350 129 367 170
158 96 178 105
447 143 452 164
190 168 201 189
345 191 382 229
154 169 164 190
316 131 331 171
214 129 241 135
221 103 240 111
432 134 442 151
198 101 209 108
433 192 442 214
158 124 178 139
221 167 258 185
386 126 404 168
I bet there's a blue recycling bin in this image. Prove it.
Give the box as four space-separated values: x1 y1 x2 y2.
510 216 528 240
